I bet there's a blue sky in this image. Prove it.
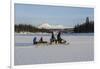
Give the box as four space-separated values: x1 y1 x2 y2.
15 4 94 28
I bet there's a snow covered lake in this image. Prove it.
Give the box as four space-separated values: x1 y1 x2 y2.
14 33 94 65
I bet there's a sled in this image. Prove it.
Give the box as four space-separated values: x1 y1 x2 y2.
33 41 70 47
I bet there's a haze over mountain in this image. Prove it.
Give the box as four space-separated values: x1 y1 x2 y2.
37 23 66 29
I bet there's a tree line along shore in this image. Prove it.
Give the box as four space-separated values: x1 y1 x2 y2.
15 17 94 33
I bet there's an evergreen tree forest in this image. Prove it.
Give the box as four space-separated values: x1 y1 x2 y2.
15 17 94 33
15 24 50 33
73 17 94 33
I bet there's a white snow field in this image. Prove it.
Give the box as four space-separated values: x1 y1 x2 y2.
14 33 94 65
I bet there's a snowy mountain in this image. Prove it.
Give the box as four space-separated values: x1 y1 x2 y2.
37 23 65 29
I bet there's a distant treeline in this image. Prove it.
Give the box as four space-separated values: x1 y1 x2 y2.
15 24 50 33
73 17 94 33
15 17 94 33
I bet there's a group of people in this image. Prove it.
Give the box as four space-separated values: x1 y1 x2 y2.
33 36 47 44
33 32 66 45
50 32 66 44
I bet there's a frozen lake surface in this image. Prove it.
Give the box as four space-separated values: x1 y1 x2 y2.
14 33 94 65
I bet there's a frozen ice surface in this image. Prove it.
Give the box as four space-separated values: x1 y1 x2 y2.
14 33 94 65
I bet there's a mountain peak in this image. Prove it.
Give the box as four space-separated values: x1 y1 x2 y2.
37 23 65 29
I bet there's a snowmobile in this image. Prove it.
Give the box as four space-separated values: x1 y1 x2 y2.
33 32 70 46
33 37 48 45
33 38 69 47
